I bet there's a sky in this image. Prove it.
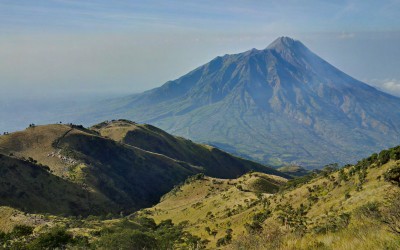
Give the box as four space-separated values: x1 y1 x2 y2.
0 0 400 97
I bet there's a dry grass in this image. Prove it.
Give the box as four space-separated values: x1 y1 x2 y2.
147 161 400 249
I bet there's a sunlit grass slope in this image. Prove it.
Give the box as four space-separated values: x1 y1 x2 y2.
145 152 400 249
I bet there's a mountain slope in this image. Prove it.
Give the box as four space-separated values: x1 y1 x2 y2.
0 121 283 215
91 119 286 178
0 153 112 215
0 124 200 215
144 147 400 249
89 37 400 168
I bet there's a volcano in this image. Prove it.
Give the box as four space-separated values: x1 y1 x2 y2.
92 37 400 168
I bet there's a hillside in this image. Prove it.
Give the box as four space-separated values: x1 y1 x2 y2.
0 153 113 216
92 119 286 178
143 147 400 249
0 121 283 216
0 146 399 249
85 37 400 168
0 123 200 215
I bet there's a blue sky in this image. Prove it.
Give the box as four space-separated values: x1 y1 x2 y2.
0 0 400 96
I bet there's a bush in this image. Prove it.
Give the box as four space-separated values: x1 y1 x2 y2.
383 166 400 186
389 146 400 160
231 222 283 249
252 210 271 223
244 221 263 234
95 230 157 250
382 198 400 235
378 150 391 165
133 217 157 230
313 213 350 234
27 227 74 249
338 169 349 182
11 225 34 238
355 202 381 219
216 229 233 247
0 230 9 242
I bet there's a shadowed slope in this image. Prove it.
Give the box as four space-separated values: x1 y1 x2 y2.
0 124 201 215
92 120 288 178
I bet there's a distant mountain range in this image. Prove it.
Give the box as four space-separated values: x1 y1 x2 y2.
86 37 400 168
0 120 285 215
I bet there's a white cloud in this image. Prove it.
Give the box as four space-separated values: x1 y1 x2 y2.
368 79 400 97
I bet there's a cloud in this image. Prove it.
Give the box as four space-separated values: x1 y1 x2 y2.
338 32 355 39
368 79 400 97
381 79 400 95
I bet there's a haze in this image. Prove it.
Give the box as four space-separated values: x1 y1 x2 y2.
0 0 399 97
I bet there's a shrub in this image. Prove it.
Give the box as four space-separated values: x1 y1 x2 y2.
378 150 391 165
389 146 400 160
133 217 157 230
231 222 283 249
244 221 263 234
10 225 34 238
27 227 74 249
383 166 400 186
0 230 9 242
313 213 350 234
252 210 271 223
338 169 349 182
382 198 400 235
355 202 381 219
95 230 157 250
216 229 232 247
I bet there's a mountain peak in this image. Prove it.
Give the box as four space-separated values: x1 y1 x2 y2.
266 36 304 51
